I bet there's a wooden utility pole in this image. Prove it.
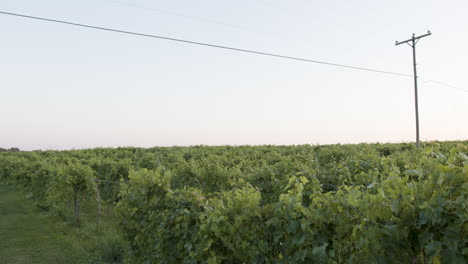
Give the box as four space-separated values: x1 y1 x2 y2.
396 31 431 148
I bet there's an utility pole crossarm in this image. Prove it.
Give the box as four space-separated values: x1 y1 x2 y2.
395 31 431 46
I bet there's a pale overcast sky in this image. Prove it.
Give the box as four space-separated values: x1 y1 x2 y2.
1 0 467 150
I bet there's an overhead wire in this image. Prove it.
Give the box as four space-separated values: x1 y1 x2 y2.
100 0 249 32
1 10 465 92
418 77 468 93
0 10 412 78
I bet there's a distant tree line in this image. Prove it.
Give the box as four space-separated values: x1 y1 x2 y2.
0 148 20 152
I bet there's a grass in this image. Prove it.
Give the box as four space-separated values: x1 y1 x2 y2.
0 184 80 263
0 184 126 264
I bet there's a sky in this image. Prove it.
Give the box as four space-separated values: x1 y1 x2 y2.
1 0 467 150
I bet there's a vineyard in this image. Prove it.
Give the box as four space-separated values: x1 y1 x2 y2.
0 141 467 263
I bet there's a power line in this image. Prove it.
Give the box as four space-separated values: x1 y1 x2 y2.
101 0 248 32
0 10 412 77
418 77 468 93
